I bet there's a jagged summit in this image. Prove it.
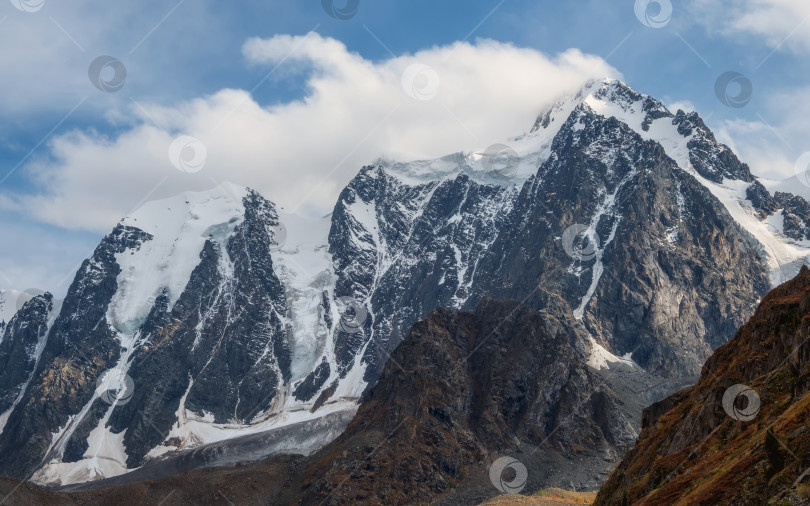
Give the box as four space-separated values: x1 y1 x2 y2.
377 78 755 192
370 77 805 287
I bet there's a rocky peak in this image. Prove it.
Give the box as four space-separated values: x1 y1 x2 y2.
531 78 754 185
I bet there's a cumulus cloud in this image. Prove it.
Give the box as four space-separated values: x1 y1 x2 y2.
5 32 619 232
692 0 810 53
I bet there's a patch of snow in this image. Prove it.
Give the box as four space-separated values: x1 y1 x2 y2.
272 211 335 381
675 182 687 217
333 353 370 401
767 209 786 236
586 337 637 370
108 183 248 335
33 404 129 486
146 399 357 460
573 170 634 320
665 227 679 244
449 244 466 307
36 336 143 484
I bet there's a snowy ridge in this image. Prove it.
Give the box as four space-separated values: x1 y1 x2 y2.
109 182 248 333
574 78 810 285
377 81 600 189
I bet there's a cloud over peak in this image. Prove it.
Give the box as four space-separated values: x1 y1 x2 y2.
6 32 618 232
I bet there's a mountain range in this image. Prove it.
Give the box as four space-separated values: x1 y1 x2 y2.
1 268 810 504
1 78 809 499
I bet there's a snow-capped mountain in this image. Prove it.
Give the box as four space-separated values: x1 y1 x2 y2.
0 78 808 486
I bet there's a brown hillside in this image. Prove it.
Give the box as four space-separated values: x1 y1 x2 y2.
595 266 810 505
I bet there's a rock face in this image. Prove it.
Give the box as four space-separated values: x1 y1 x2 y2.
293 298 653 505
595 266 810 505
0 78 804 486
0 294 55 430
468 103 766 378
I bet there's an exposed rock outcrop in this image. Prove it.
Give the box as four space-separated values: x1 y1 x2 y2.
596 266 810 505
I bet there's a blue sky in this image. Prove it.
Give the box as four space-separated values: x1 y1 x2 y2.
0 0 809 298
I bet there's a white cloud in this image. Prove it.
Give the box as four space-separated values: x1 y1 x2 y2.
713 85 810 180
666 100 697 113
5 33 619 232
692 0 810 53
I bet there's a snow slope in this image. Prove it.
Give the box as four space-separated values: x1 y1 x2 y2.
109 182 248 334
272 211 335 382
578 78 810 285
